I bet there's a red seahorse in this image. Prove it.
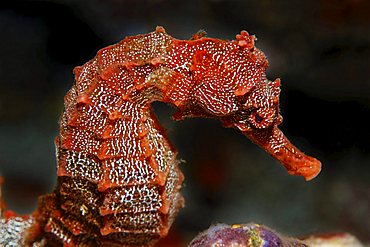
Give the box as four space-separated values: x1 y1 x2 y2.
0 26 321 246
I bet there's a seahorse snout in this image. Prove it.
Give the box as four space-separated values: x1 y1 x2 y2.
242 125 321 181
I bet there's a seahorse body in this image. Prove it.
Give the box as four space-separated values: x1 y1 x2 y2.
0 27 321 246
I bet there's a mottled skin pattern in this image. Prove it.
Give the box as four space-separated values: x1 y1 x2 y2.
189 223 307 247
0 26 321 246
189 224 364 247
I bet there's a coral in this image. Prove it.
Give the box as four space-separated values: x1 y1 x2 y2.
189 223 365 247
189 223 306 247
0 27 321 246
302 233 364 247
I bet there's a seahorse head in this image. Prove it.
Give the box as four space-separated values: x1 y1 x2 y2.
170 30 321 181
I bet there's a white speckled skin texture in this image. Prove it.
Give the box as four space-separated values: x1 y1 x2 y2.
1 27 321 246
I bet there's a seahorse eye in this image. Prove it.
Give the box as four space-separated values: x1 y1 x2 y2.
254 113 263 124
249 108 275 129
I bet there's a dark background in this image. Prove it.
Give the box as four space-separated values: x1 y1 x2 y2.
0 0 369 245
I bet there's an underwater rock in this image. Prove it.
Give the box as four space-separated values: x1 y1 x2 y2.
189 223 306 247
302 233 364 247
189 223 366 247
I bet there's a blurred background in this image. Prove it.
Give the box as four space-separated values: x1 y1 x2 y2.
0 0 369 245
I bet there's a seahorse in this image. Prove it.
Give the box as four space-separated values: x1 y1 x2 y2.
0 26 321 246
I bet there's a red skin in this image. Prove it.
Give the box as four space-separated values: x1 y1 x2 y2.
164 27 320 180
0 26 321 246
